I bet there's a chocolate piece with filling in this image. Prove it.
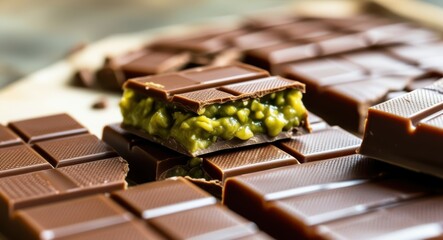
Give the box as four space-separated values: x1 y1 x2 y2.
121 63 309 156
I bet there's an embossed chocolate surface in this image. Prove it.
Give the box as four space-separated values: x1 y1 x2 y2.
224 155 443 239
359 79 443 178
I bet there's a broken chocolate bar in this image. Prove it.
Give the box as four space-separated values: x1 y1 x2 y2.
359 79 443 179
121 63 310 156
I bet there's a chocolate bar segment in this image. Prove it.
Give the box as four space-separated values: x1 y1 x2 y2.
14 195 133 240
317 195 443 240
111 178 216 219
33 134 117 167
277 126 361 163
8 113 88 143
0 124 21 148
203 144 298 183
0 143 51 178
121 64 309 156
359 79 443 178
149 204 257 240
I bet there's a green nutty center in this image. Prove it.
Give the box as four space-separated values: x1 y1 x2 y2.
120 88 307 153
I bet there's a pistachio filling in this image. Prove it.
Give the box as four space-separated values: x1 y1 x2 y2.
160 157 212 180
120 88 307 153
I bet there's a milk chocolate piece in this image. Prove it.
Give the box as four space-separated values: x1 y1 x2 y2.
317 195 443 240
33 134 116 167
112 178 267 239
0 124 21 147
14 195 133 239
341 51 423 77
203 144 298 183
96 49 191 91
111 178 216 219
0 157 128 238
8 113 88 143
0 143 51 178
149 204 257 240
387 42 443 68
359 79 443 178
277 126 361 162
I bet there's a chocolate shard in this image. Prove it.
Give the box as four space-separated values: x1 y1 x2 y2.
359 79 443 178
8 113 88 143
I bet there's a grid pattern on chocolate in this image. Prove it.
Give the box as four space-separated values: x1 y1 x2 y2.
33 134 116 167
57 157 128 188
224 155 383 200
0 157 128 214
203 144 298 182
371 88 443 121
270 179 427 226
15 195 132 239
278 127 361 162
204 144 296 170
0 144 50 177
111 178 215 219
8 113 88 143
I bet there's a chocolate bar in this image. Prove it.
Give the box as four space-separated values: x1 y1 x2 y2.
359 79 443 178
0 114 129 239
223 154 443 239
12 178 271 240
121 63 309 156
